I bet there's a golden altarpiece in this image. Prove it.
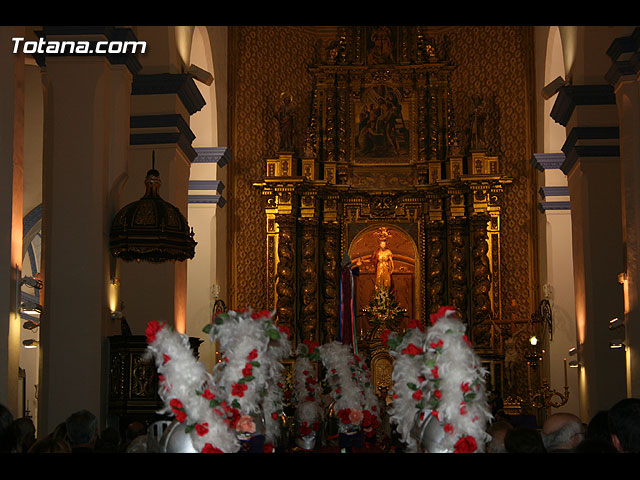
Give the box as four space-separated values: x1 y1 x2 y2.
254 26 538 414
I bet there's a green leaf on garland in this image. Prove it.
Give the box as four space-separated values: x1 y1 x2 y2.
267 328 281 340
202 323 212 334
231 399 241 409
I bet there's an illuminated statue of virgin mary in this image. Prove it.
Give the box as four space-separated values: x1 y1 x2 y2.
371 227 394 291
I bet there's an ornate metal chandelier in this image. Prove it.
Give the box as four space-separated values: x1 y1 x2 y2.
110 155 196 263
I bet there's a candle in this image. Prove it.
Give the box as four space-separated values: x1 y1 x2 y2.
564 357 568 388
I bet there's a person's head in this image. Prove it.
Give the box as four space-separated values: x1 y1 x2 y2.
125 421 147 442
28 435 71 453
541 412 585 452
12 417 36 452
608 397 640 453
0 404 16 453
585 410 613 445
486 420 513 453
65 410 98 448
504 426 546 453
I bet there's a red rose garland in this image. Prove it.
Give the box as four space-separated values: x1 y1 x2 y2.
385 318 429 452
144 308 291 453
421 308 492 453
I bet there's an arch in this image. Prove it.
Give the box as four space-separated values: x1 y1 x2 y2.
544 26 567 153
348 223 419 330
185 26 227 372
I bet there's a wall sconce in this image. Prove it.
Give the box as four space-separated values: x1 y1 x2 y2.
568 346 577 356
23 319 40 330
20 300 42 316
20 276 43 289
609 317 624 330
542 75 569 100
609 340 626 350
22 339 39 349
568 360 580 368
187 64 214 86
618 272 627 285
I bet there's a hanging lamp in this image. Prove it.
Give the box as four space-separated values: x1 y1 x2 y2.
109 152 197 263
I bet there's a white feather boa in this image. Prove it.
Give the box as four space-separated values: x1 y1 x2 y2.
386 309 492 453
386 320 429 452
144 309 291 453
317 342 365 428
293 342 324 435
422 309 492 453
145 321 240 453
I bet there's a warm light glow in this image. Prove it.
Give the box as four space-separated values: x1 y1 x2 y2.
108 278 119 313
175 26 195 70
558 26 577 81
529 335 538 346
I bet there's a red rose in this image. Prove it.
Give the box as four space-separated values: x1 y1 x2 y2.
202 389 215 400
195 423 209 436
271 412 279 420
145 320 165 344
434 390 442 400
401 343 422 356
232 382 248 397
432 410 439 420
460 404 468 415
431 366 439 379
251 310 271 319
242 363 253 377
175 410 187 423
303 339 319 354
430 306 457 325
247 349 258 361
407 318 424 332
444 423 454 434
170 398 183 410
278 325 291 337
461 382 470 392
201 443 223 453
412 389 423 401
429 339 444 350
163 354 171 364
454 435 477 453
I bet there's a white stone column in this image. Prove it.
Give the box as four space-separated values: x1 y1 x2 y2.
551 82 627 420
36 28 137 433
607 29 640 398
0 26 25 414
531 153 579 416
186 147 229 371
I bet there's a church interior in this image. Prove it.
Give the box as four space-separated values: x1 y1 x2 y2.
2 25 640 453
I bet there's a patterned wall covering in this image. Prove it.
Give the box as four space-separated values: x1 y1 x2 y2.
228 25 538 322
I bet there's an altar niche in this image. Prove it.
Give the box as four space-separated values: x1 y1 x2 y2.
348 224 417 337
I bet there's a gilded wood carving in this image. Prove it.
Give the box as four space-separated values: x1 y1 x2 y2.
244 26 536 410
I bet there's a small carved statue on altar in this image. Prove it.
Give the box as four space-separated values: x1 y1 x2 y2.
469 94 487 151
371 227 395 291
275 92 295 151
